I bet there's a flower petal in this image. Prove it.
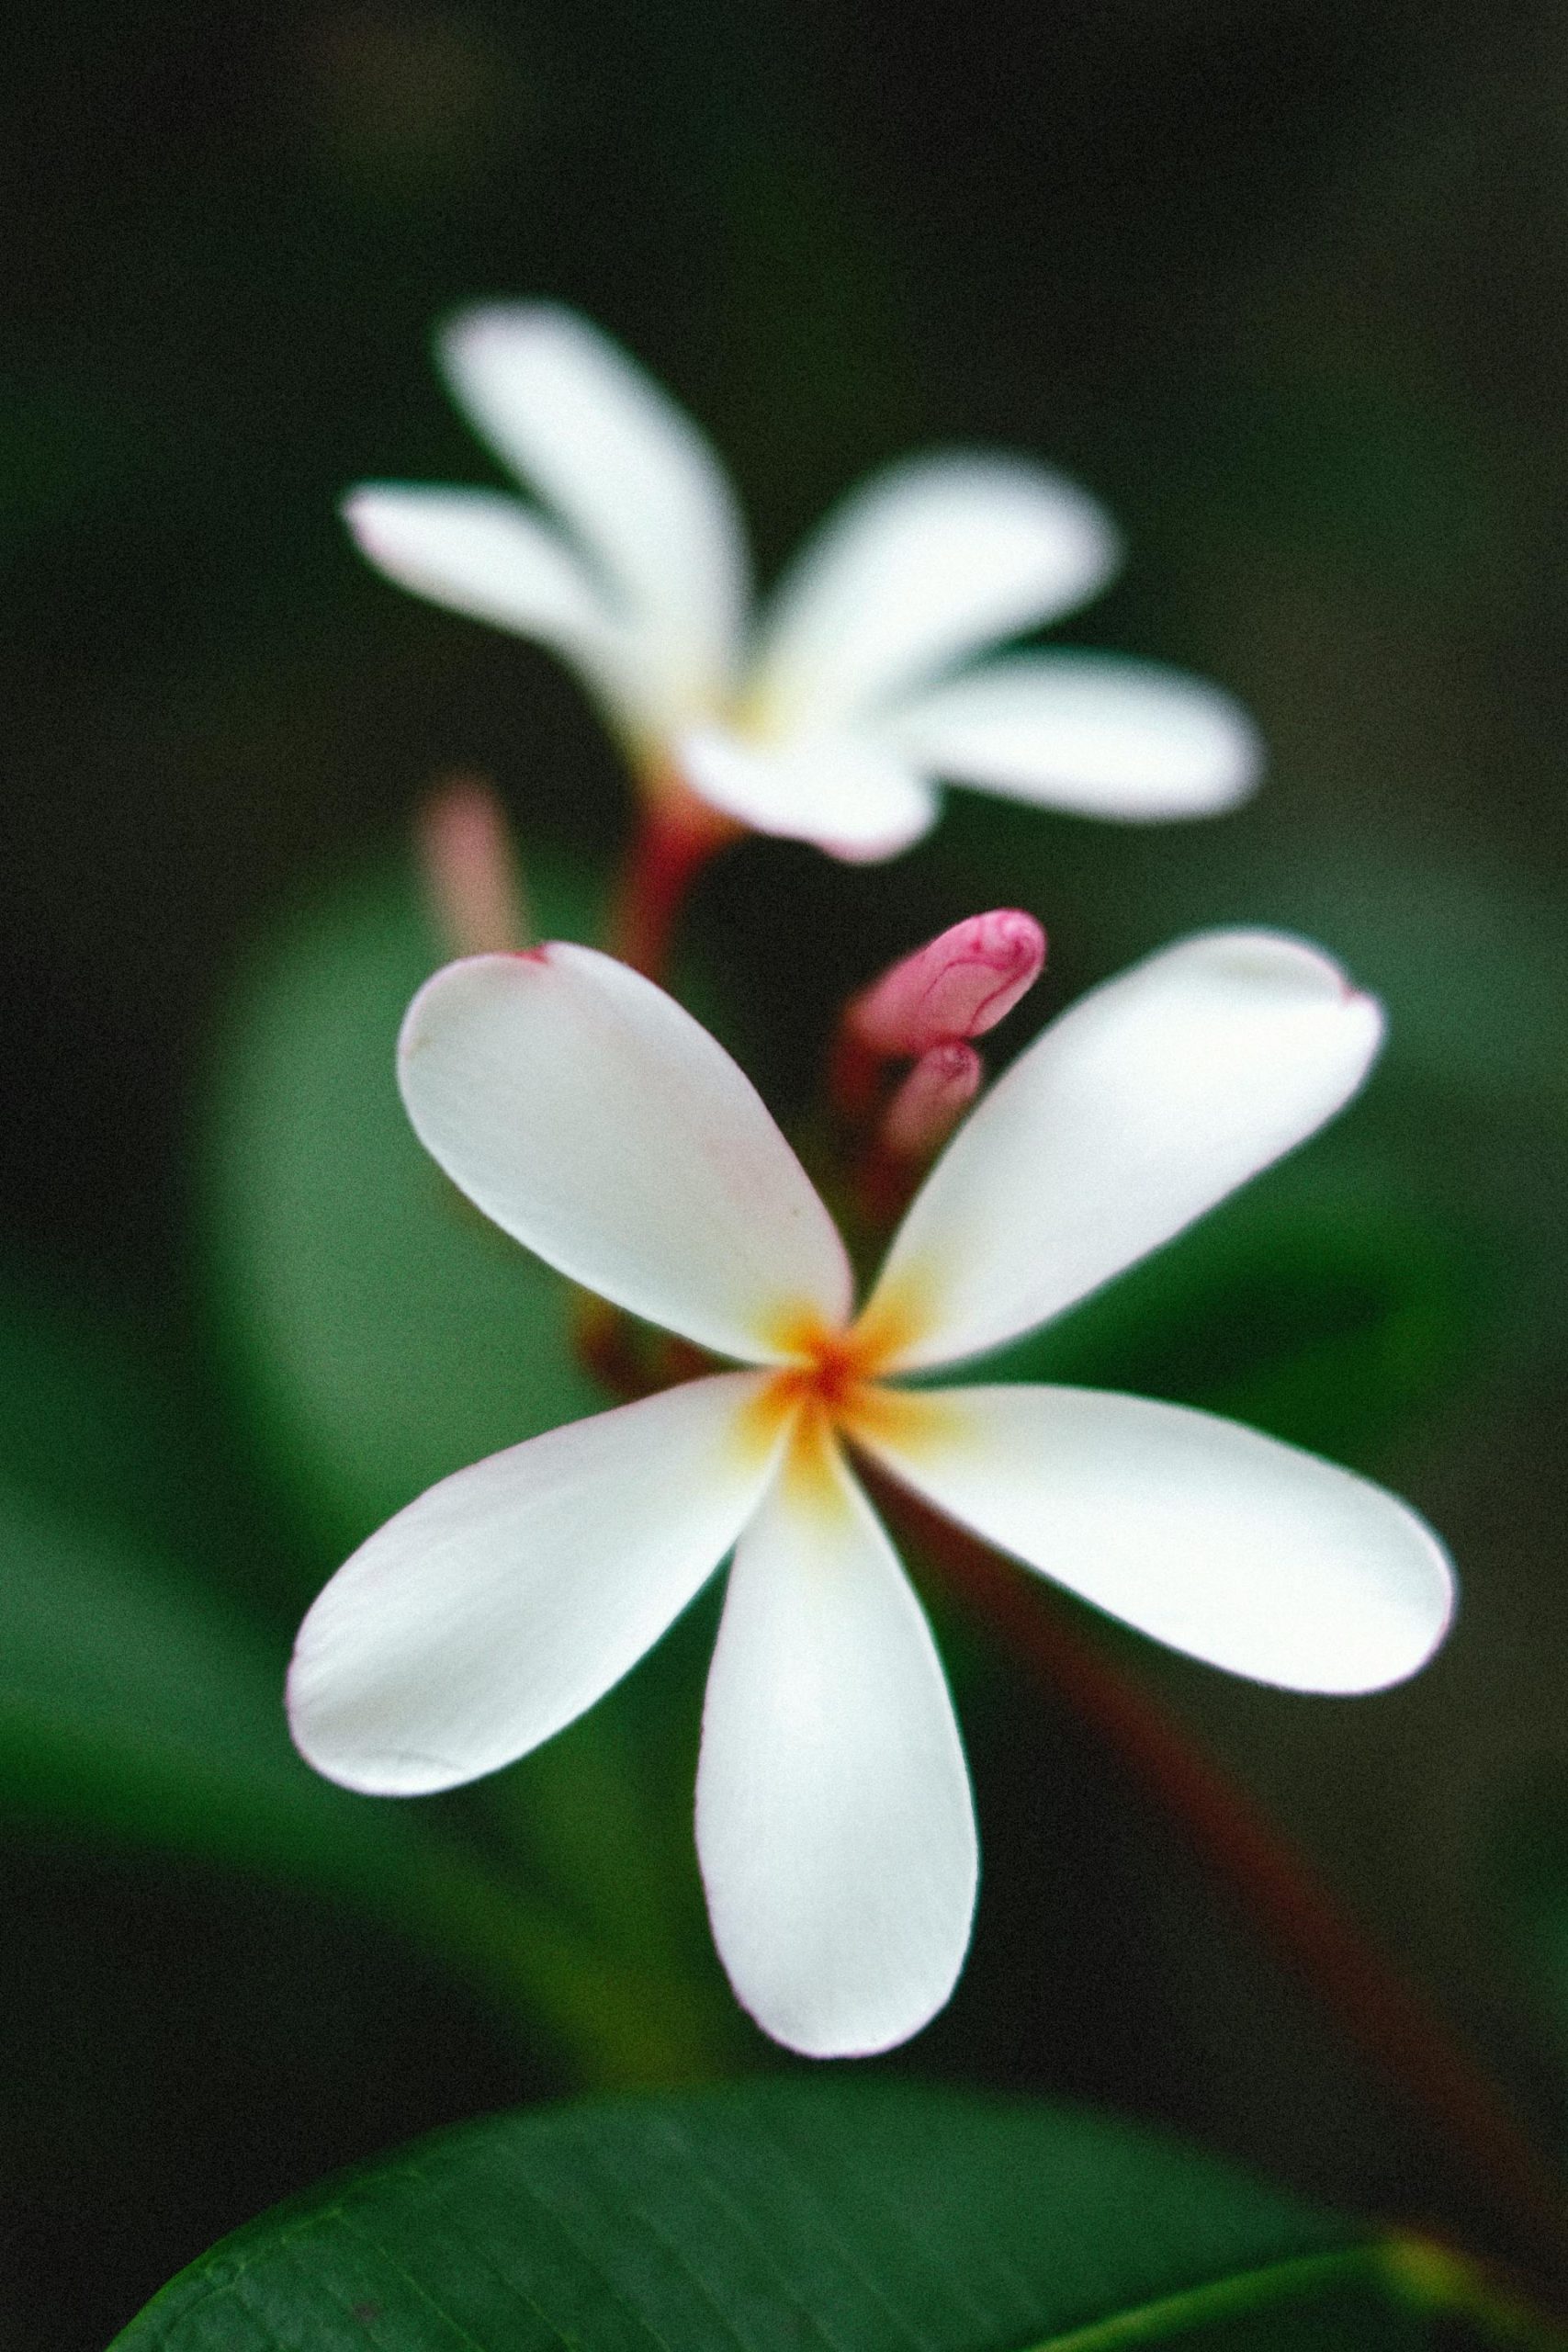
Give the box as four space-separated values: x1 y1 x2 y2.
884 651 1263 819
288 1373 782 1794
867 932 1384 1372
749 456 1119 733
860 1384 1455 1693
440 304 748 723
400 944 852 1363
342 485 638 724
695 1430 976 2054
679 726 939 862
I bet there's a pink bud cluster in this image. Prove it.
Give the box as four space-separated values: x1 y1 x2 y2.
842 910 1045 1164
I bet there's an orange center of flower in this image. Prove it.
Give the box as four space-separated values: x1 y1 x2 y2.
739 1292 947 1502
769 1320 884 1417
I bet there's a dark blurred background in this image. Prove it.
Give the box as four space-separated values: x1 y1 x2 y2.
6 0 1568 2342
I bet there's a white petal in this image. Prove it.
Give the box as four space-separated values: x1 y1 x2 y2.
860 1385 1455 1693
749 456 1120 733
288 1373 783 1794
399 945 852 1363
343 486 637 721
695 1432 976 2054
883 652 1264 819
868 932 1384 1372
679 726 939 862
440 304 748 721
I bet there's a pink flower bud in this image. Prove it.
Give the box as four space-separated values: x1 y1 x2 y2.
879 1041 983 1161
417 774 530 957
849 910 1045 1056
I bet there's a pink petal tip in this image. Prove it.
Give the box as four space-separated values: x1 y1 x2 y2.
849 910 1045 1057
416 774 531 959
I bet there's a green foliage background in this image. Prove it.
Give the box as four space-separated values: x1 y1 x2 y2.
4 0 1568 2340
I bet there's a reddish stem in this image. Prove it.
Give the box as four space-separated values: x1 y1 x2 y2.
609 783 739 980
828 1025 885 1126
573 1295 716 1403
573 1295 655 1399
871 1473 1568 2281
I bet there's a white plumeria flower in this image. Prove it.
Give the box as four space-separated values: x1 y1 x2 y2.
288 932 1454 2058
344 305 1263 861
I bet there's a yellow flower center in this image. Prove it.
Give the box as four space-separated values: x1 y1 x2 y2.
739 1292 950 1510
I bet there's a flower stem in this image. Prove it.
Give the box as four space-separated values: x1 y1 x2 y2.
608 782 738 980
874 1476 1568 2287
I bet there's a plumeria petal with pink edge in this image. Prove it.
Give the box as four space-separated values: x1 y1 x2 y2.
289 1374 784 1795
854 1386 1451 1695
288 933 1454 2058
398 944 852 1363
344 305 1263 857
867 931 1386 1373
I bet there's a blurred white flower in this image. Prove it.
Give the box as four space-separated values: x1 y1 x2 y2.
288 933 1452 2057
344 306 1263 860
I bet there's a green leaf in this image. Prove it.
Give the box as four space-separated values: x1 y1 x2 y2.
0 1471 418 1898
0 1469 730 2086
0 1277 672 2071
0 1268 289 1591
205 856 604 1559
203 858 748 2078
110 2080 1510 2349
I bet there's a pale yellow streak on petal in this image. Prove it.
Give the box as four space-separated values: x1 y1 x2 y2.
778 1407 856 1520
730 1376 806 1475
839 1381 966 1464
851 1267 942 1374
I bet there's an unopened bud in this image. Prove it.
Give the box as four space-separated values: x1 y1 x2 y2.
417 773 530 957
849 909 1044 1056
880 1041 982 1161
